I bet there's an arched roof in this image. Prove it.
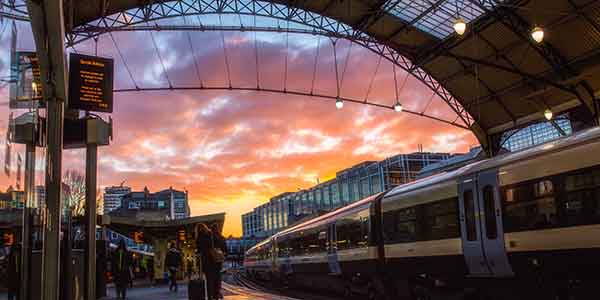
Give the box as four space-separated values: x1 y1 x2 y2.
63 0 600 149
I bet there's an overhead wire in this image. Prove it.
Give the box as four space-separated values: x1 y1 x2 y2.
253 14 261 89
310 34 321 95
339 40 354 90
184 15 204 87
331 38 340 98
219 14 233 88
150 29 173 88
107 30 139 89
283 20 289 92
364 54 382 103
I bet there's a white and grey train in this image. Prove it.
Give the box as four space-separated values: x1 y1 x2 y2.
244 127 600 299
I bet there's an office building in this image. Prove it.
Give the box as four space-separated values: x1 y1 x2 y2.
241 152 452 238
103 185 132 214
108 186 190 220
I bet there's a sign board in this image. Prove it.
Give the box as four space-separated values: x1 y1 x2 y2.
9 51 43 109
133 231 144 244
3 233 15 246
68 53 114 113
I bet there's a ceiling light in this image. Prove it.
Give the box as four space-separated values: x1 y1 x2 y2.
454 18 467 35
335 98 344 109
544 108 553 120
531 26 544 43
394 102 403 112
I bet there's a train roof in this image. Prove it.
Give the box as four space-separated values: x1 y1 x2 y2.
384 126 600 200
246 193 382 254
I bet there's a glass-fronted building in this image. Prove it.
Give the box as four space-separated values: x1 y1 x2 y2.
241 152 453 238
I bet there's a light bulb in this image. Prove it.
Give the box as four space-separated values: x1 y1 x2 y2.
335 98 344 109
31 82 38 95
531 26 544 43
544 108 553 120
454 18 467 35
394 102 403 112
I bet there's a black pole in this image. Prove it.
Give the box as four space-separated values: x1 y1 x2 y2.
20 141 35 300
85 132 98 300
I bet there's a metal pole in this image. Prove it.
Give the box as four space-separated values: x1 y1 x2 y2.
25 1 68 299
20 141 35 300
85 141 98 300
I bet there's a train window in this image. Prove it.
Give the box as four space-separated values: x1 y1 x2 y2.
482 186 498 239
563 169 600 225
423 198 460 240
502 180 557 232
336 213 369 249
463 190 477 241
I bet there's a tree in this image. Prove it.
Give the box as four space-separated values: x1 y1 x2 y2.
62 170 86 217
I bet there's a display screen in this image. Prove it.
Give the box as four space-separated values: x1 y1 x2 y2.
68 53 114 113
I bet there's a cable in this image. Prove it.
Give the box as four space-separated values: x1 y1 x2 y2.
392 63 399 103
331 38 340 98
184 15 204 87
219 15 233 88
310 35 321 95
283 21 289 92
150 30 173 88
339 41 353 89
107 30 139 89
364 54 382 103
420 91 436 115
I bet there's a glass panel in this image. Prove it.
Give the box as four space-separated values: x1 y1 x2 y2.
482 185 498 239
463 190 477 241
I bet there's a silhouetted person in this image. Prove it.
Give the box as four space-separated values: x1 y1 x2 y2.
211 224 227 300
196 223 218 300
7 244 21 300
112 240 130 299
165 242 182 292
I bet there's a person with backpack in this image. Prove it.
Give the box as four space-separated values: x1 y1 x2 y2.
112 240 130 300
195 223 219 300
210 224 227 300
165 242 182 292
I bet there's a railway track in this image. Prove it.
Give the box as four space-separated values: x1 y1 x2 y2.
224 270 344 300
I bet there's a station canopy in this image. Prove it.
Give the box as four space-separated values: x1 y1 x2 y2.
65 0 600 144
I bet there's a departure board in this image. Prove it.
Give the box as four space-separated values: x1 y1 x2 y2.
9 51 43 108
68 53 114 113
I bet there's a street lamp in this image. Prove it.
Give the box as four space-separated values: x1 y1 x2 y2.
454 18 467 35
531 26 545 43
335 98 344 109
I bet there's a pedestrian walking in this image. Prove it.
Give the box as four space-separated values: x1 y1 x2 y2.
165 242 182 292
7 244 21 300
112 240 130 299
210 224 227 300
195 223 219 300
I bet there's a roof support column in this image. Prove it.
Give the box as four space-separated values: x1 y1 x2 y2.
25 1 68 300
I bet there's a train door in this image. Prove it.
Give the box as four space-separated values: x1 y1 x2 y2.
458 176 490 276
327 223 341 275
477 170 513 277
458 171 513 277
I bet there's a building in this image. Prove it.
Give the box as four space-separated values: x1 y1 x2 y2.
241 152 453 238
103 185 132 214
108 187 190 221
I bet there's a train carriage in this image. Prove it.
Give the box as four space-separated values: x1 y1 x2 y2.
244 126 600 300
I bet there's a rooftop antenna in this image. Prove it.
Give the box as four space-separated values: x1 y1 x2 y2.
119 180 126 187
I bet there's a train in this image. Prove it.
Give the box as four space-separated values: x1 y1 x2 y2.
243 126 600 300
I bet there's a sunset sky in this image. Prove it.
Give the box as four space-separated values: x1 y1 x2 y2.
0 17 478 236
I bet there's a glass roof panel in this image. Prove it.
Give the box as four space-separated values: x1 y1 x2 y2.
385 0 503 39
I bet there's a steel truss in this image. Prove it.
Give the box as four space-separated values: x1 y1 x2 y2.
113 85 469 129
65 0 475 128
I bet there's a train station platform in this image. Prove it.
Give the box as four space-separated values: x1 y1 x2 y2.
97 282 300 300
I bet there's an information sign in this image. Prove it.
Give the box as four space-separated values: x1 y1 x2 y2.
9 51 43 109
68 53 114 113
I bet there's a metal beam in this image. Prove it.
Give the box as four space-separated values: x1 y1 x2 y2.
113 85 471 129
25 2 67 300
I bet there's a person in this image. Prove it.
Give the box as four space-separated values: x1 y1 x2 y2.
7 244 21 300
196 223 217 300
165 242 182 292
211 224 227 300
112 240 130 299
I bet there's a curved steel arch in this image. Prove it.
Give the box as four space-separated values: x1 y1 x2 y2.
67 0 476 130
114 85 469 130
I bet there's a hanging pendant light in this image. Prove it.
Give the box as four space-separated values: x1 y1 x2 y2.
394 101 403 112
531 26 545 43
335 98 344 109
454 18 467 35
544 108 553 120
